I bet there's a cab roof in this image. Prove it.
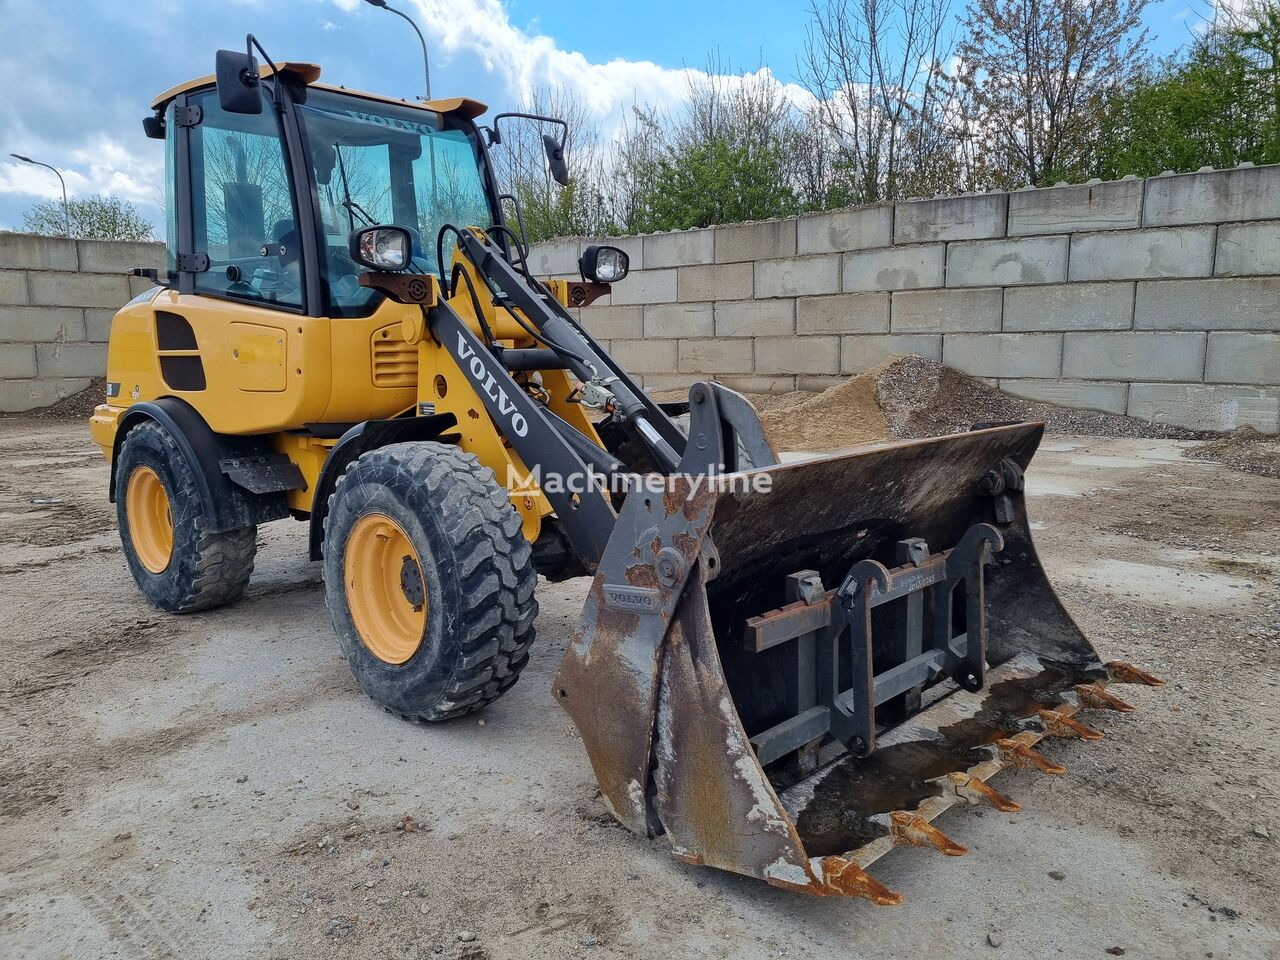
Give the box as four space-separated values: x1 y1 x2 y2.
150 61 487 121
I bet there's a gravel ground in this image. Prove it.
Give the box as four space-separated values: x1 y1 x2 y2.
1 420 1278 960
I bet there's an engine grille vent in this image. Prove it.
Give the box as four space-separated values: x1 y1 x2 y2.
371 326 416 388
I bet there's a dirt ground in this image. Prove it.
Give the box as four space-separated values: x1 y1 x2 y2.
2 418 1279 960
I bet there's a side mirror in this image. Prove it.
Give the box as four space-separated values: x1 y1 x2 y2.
349 226 411 272
543 133 569 186
216 49 263 115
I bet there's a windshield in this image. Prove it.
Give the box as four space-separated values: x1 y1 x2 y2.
296 89 495 317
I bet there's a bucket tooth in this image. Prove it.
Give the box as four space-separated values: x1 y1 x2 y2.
1106 660 1165 687
1075 682 1135 713
819 857 903 906
996 737 1067 775
1038 708 1104 741
890 811 968 856
946 771 1021 812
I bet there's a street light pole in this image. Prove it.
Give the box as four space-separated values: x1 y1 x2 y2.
362 0 432 101
9 154 71 237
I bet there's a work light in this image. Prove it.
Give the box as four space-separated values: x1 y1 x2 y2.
579 244 629 284
350 226 411 271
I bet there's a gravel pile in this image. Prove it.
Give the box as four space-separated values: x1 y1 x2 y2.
1185 426 1280 478
754 355 1216 451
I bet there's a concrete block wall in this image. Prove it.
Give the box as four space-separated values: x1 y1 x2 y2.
0 232 163 412
544 164 1280 433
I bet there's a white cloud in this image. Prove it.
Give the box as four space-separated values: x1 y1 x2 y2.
0 0 813 229
394 0 813 131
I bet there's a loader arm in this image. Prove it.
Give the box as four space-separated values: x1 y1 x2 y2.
392 228 777 571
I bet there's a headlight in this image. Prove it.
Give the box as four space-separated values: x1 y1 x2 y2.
579 244 629 284
349 225 411 271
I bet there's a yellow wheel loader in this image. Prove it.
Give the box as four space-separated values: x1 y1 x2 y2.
91 36 1163 902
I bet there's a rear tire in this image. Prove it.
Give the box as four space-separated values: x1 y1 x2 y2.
323 441 538 721
115 420 257 613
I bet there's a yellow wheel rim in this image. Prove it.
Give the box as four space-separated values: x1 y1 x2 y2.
344 513 427 664
125 465 173 574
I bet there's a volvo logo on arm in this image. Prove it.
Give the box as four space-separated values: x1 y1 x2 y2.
456 332 530 437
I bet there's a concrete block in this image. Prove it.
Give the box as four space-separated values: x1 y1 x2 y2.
1008 180 1143 235
891 287 1002 333
754 336 840 375
1003 282 1133 331
642 374 695 393
28 271 132 309
0 344 37 378
644 302 713 338
642 229 714 268
754 255 840 298
999 378 1129 415
946 237 1067 287
796 292 889 335
720 375 797 394
579 305 642 340
84 308 116 342
1214 221 1280 276
677 262 753 302
1205 332 1280 385
0 269 29 304
610 268 677 306
0 377 91 413
714 299 795 337
1062 332 1205 381
715 219 797 263
677 338 753 374
943 333 1062 378
36 342 108 378
1134 278 1280 330
1069 226 1215 281
526 239 580 276
1143 165 1280 226
797 205 893 255
796 375 848 392
0 305 85 342
894 194 1007 243
840 334 942 373
128 276 159 299
609 338 676 374
0 232 78 271
1128 382 1279 433
844 244 945 291
76 239 165 274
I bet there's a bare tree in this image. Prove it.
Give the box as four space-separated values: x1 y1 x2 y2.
801 0 953 202
957 0 1150 187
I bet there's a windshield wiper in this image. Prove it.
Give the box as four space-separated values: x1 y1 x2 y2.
333 143 377 230
342 197 378 227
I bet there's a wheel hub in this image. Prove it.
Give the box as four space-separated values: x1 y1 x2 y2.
343 513 428 665
399 553 425 610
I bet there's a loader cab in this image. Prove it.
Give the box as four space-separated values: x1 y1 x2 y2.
155 63 501 320
103 63 507 440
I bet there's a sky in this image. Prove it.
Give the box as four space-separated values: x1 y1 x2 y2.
0 0 1212 234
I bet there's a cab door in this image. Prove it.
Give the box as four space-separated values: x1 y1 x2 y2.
155 83 331 433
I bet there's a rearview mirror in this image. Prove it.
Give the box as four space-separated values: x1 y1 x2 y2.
216 49 263 115
543 133 569 187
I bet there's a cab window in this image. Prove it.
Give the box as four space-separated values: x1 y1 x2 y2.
187 88 303 310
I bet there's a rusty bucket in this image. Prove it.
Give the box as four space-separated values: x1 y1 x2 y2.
552 421 1161 902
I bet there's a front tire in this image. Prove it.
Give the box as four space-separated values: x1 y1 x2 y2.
323 442 538 721
114 420 257 613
